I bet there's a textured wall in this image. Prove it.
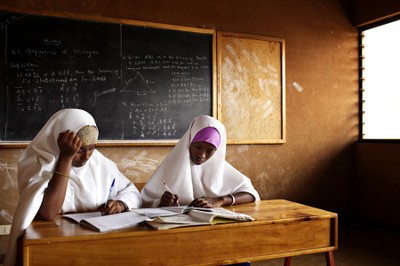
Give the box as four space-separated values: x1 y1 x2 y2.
356 144 400 226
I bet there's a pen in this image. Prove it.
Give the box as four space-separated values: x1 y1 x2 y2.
162 179 172 192
162 179 180 206
104 178 116 209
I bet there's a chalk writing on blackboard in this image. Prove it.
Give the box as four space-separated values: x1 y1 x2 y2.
0 11 214 143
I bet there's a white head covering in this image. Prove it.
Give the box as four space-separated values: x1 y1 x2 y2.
5 108 141 266
141 115 260 207
18 108 98 194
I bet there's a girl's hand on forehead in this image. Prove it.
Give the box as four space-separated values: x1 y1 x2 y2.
57 130 82 158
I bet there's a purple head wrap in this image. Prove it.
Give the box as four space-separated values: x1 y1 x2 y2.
191 127 221 149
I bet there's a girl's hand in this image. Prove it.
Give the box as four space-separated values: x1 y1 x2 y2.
160 191 180 207
57 130 82 159
99 200 126 215
188 197 224 208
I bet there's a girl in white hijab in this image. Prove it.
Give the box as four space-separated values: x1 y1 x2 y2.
141 115 260 208
5 108 141 266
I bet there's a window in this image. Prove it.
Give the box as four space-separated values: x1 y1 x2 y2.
360 18 400 140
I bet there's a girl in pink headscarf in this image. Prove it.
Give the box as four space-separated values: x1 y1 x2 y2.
141 115 260 208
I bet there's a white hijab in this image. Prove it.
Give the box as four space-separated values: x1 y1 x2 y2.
5 108 141 266
141 115 260 207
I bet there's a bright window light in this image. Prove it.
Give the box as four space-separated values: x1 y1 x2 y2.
361 19 400 140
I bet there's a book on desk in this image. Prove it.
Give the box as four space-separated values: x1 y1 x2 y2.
142 206 254 230
63 211 148 232
63 206 254 232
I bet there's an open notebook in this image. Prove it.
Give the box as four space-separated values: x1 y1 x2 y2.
143 206 255 230
63 211 148 232
63 206 254 232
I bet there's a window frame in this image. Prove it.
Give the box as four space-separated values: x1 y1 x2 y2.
359 15 400 143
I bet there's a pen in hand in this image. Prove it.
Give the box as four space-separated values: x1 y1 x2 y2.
162 179 172 193
162 179 180 206
104 178 116 210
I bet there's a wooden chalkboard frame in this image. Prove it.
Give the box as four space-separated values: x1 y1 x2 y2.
217 31 286 144
0 7 217 147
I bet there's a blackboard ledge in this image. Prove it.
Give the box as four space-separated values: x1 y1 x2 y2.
226 139 286 145
0 142 32 148
0 140 179 148
97 140 178 147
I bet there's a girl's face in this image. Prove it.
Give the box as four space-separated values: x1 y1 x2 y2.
72 144 96 167
189 141 217 165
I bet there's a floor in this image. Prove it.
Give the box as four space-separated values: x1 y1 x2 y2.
253 219 400 266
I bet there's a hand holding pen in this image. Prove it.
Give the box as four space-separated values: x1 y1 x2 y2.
160 179 180 207
99 178 116 215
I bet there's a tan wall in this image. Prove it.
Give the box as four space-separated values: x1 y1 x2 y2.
0 0 360 254
356 144 400 226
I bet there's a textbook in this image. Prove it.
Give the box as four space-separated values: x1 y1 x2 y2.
63 211 148 232
130 206 231 218
131 207 183 218
146 207 254 230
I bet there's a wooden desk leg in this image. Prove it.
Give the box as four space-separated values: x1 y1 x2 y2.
325 251 335 266
284 252 334 266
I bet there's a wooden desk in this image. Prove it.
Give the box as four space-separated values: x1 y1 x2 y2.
23 200 338 266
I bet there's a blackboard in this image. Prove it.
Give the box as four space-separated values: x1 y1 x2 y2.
0 10 214 144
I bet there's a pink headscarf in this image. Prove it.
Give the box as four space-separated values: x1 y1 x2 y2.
191 127 221 149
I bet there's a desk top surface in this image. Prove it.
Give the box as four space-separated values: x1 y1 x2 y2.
24 199 337 244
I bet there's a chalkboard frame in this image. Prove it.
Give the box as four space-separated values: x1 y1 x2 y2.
217 31 286 144
0 8 217 147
